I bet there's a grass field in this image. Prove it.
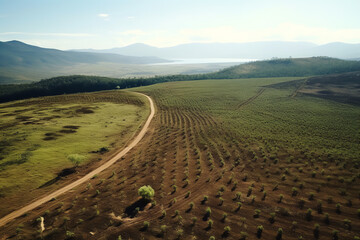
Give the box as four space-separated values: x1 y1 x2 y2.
0 77 359 240
0 91 149 216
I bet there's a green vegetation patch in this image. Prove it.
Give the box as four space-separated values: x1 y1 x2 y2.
0 90 149 204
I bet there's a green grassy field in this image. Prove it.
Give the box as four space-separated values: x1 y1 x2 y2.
0 90 149 215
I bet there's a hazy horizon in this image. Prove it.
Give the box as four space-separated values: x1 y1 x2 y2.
1 0 360 50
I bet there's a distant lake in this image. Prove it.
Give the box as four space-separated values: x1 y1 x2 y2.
151 58 258 65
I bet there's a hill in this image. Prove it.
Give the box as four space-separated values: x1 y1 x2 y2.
210 57 360 78
268 71 360 105
0 41 169 68
74 41 360 59
0 41 170 84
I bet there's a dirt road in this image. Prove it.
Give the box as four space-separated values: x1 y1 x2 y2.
0 92 155 228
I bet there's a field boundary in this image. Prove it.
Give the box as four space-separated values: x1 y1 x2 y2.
0 92 155 228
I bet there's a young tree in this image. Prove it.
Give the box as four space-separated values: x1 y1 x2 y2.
138 185 155 200
67 154 85 167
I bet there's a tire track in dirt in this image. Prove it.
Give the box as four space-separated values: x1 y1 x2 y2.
237 88 266 109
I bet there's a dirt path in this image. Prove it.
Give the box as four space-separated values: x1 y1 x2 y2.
0 92 155 228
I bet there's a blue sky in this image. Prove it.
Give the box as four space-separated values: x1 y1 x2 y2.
0 0 360 49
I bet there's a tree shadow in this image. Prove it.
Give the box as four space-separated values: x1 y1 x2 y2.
124 198 149 218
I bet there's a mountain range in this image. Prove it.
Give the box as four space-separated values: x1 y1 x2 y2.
74 41 360 59
0 40 168 68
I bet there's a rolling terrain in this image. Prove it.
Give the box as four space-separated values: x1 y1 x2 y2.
0 77 358 239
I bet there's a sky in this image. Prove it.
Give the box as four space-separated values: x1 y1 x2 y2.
0 0 360 50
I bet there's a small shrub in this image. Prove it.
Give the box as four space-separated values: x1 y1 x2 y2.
251 195 256 204
161 210 166 218
189 202 194 211
191 216 197 226
313 224 320 239
202 195 208 204
143 221 150 230
66 231 75 239
257 225 263 238
292 187 298 196
308 192 315 200
336 203 341 214
176 229 183 238
306 208 312 221
247 186 253 197
235 192 242 200
240 232 248 240
254 209 261 218
279 194 284 203
205 207 211 217
317 200 322 214
276 228 283 240
160 225 167 236
222 213 228 222
235 202 242 212
262 191 267 200
324 213 330 225
207 219 213 229
343 219 352 230
269 212 276 223
223 226 231 236
332 230 339 240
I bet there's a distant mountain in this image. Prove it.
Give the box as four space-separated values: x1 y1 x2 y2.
209 57 360 79
0 40 169 68
74 41 360 59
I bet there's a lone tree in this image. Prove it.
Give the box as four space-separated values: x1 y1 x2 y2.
67 154 85 167
138 185 155 201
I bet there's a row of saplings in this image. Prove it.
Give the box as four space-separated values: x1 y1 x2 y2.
125 185 360 240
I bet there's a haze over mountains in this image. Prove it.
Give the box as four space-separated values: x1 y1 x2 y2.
74 41 360 59
0 40 169 68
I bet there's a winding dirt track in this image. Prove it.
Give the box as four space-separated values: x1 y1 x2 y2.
0 92 155 228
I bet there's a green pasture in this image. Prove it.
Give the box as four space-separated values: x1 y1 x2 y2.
0 91 148 198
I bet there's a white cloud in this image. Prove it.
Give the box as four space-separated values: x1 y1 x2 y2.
98 13 109 18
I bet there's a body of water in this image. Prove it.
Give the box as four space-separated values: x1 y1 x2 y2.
151 58 258 65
